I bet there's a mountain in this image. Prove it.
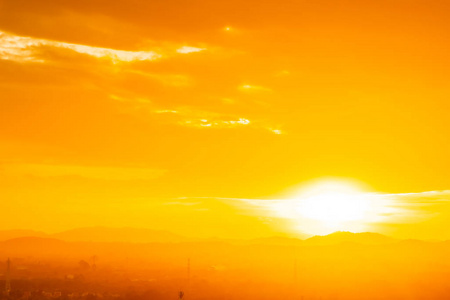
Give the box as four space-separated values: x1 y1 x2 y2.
244 236 303 246
0 229 48 241
51 226 187 243
0 228 401 246
304 231 397 246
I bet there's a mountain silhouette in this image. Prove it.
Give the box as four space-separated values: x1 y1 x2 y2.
0 228 401 245
304 231 397 246
0 229 48 241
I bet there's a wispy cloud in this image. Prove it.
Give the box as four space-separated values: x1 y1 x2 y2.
163 201 202 206
176 46 206 54
109 96 257 130
108 94 283 134
152 106 283 133
154 106 253 129
239 84 272 92
184 190 450 225
269 129 283 135
0 30 162 63
165 191 450 237
181 118 251 128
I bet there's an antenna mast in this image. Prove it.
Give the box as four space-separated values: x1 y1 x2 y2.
5 258 11 296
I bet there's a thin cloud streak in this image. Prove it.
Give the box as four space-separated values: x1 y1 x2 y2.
0 30 162 63
176 46 206 54
109 95 282 134
179 190 450 223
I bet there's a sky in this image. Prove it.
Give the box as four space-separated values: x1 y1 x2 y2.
1 0 450 239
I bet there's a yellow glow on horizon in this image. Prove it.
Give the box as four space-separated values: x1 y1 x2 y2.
2 0 450 243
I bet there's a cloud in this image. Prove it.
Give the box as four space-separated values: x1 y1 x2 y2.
176 46 206 54
154 105 252 129
108 94 283 134
270 129 283 135
150 106 282 134
239 84 272 92
194 190 450 229
0 30 162 63
108 97 257 130
163 201 202 206
0 163 166 181
181 117 251 129
380 190 450 203
154 109 178 114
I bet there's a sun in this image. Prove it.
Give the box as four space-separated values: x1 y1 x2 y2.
294 179 373 228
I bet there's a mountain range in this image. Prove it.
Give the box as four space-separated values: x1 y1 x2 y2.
0 227 433 246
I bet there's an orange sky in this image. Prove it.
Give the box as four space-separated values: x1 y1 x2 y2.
1 0 450 239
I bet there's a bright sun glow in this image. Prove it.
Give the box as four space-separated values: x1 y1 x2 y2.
295 179 373 229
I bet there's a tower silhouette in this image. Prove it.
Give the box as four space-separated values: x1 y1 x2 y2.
5 258 11 296
178 258 190 300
